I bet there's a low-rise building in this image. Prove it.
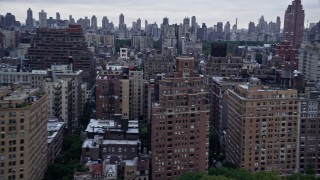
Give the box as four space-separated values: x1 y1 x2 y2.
78 117 149 179
47 118 65 165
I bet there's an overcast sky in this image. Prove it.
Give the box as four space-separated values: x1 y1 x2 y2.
0 0 319 29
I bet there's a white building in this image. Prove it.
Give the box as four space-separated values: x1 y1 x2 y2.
39 10 47 27
298 42 320 81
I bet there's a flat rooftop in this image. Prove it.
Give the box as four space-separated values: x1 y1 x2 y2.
82 139 139 148
47 119 65 143
2 88 38 101
85 119 139 133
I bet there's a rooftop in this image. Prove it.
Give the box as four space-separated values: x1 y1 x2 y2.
47 118 65 143
103 139 139 145
85 119 139 133
122 159 137 166
211 76 246 83
82 139 139 148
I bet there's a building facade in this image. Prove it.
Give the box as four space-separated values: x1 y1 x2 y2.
298 82 320 175
283 0 305 48
26 25 96 90
226 78 299 175
129 70 144 120
151 57 209 179
0 86 48 180
96 68 130 120
298 42 320 81
204 55 244 77
143 52 174 80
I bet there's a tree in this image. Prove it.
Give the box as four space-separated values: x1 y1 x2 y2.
305 164 316 175
287 173 319 180
209 167 280 180
139 123 148 149
255 53 263 64
177 172 206 180
79 102 94 129
153 40 161 49
254 171 280 180
202 41 211 55
115 39 131 52
209 132 225 165
43 134 84 179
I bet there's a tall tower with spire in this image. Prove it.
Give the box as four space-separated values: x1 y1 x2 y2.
232 18 238 33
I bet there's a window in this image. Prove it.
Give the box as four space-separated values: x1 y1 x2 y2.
9 112 16 117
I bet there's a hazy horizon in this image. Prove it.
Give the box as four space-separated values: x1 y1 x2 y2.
0 0 319 29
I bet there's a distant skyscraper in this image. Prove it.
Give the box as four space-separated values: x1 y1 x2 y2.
183 17 190 28
84 16 90 29
118 13 126 33
202 23 208 41
224 21 231 34
56 12 60 21
132 22 137 31
283 0 305 48
3 13 16 28
276 16 281 33
145 20 148 31
268 21 276 33
137 18 141 30
26 8 33 30
163 17 169 25
0 13 17 28
151 22 160 40
191 16 197 34
248 21 256 33
102 16 109 30
39 10 47 27
307 21 320 42
257 15 267 33
217 22 223 33
191 16 196 27
91 15 97 30
232 18 238 33
119 13 124 25
69 15 75 24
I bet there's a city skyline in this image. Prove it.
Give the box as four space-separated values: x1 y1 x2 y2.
0 0 319 29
